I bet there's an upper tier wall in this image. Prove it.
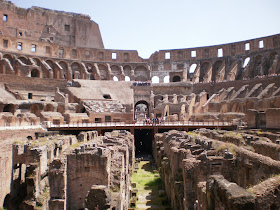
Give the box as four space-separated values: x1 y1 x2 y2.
0 0 104 49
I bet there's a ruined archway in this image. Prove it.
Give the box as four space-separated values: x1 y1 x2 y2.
172 75 181 82
18 56 28 65
59 61 69 80
123 65 132 77
212 60 223 82
71 62 81 79
135 66 148 81
3 104 15 113
30 69 40 78
98 64 108 80
30 104 40 116
111 65 121 80
200 62 210 82
134 100 149 121
44 104 55 112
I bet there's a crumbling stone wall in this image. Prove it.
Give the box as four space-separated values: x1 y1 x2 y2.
153 129 280 209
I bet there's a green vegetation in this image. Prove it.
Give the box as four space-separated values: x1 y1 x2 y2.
131 161 170 209
216 143 237 157
70 142 83 149
35 187 49 209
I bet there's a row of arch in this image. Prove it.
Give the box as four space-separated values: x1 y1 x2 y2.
1 50 279 83
0 53 151 81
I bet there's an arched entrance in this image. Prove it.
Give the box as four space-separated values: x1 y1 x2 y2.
172 75 181 82
30 69 40 78
134 100 149 121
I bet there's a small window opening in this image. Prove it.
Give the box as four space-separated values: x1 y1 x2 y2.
59 48 64 58
72 49 77 57
99 52 104 60
259 40 264 48
165 52 170 59
64 24 70 31
50 37 53 41
46 46 51 54
3 14 7 22
217 48 223 57
177 51 183 59
112 52 117 59
125 76 130 81
18 32 22 37
191 50 196 57
31 44 36 52
17 42 22 50
28 93 33 99
124 53 129 61
3 39 8 48
105 116 111 122
245 43 250 51
103 94 111 99
113 76 118 81
85 50 90 58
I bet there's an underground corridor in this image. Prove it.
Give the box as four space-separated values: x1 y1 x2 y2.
134 129 154 157
132 129 172 209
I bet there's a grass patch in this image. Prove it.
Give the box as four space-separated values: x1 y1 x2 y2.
216 143 237 157
131 161 170 209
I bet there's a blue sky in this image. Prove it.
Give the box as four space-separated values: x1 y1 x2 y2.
9 0 280 58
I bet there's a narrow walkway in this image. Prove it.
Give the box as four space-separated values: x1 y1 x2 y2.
131 160 172 210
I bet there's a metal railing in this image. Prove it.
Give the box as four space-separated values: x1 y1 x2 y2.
47 120 235 129
0 124 44 130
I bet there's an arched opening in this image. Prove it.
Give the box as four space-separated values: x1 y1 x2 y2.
71 62 81 79
125 76 130 81
30 104 40 116
32 58 41 66
135 66 148 81
200 62 210 82
123 65 132 77
46 60 55 69
163 76 170 83
3 104 15 113
98 64 108 80
255 55 263 67
59 61 68 79
189 64 197 73
18 57 27 64
111 65 121 80
30 69 40 78
172 75 181 82
44 104 55 112
212 60 223 82
113 76 118 81
151 76 159 83
3 54 13 66
134 100 149 121
243 57 250 68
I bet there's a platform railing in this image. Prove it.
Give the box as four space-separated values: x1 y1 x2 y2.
47 120 235 129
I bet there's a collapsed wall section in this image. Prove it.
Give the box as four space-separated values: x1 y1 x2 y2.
153 129 280 209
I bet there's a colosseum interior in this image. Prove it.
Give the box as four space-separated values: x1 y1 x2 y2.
0 0 280 209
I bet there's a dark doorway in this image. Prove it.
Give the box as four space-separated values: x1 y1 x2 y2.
134 129 153 157
172 75 181 82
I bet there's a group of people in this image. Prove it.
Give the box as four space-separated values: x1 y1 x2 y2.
132 81 151 86
143 116 166 125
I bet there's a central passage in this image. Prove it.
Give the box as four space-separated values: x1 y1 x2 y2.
130 159 172 210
